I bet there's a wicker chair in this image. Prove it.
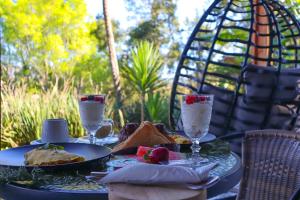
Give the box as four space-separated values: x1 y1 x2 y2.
233 129 300 200
169 0 300 154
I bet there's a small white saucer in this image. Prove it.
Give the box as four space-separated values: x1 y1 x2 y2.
30 138 79 145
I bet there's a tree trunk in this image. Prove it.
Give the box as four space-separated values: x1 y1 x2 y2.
103 0 122 108
140 93 145 122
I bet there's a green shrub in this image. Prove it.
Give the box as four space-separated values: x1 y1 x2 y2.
0 77 171 149
1 81 85 149
145 92 169 124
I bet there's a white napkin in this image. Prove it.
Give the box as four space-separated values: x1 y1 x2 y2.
100 163 217 185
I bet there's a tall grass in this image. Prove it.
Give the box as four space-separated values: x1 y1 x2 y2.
1 78 170 149
1 81 85 149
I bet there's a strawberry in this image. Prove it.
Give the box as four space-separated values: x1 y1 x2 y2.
139 147 169 164
143 149 153 163
137 146 153 157
149 147 169 164
149 155 160 164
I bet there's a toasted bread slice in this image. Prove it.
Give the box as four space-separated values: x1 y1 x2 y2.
113 121 174 152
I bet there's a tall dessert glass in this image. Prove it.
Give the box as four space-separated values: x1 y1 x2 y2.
78 95 105 144
181 94 213 166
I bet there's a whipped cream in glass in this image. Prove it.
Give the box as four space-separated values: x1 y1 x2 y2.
79 101 104 130
181 99 212 138
78 95 105 144
181 94 214 166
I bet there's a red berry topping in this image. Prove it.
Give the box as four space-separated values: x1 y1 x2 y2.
94 96 105 103
185 95 197 104
80 97 88 101
81 95 105 103
199 96 206 102
185 95 208 104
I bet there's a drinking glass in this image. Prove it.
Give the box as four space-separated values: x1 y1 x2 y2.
78 94 105 144
181 94 214 166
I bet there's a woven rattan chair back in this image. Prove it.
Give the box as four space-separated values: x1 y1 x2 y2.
237 130 300 200
169 0 300 136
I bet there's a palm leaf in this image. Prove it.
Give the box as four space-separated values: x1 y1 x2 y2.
122 41 164 94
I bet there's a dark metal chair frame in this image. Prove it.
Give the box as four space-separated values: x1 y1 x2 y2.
169 0 300 140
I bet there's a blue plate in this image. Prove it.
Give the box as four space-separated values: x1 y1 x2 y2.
0 143 111 171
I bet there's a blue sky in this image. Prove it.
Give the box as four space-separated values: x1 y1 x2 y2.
84 0 209 78
84 0 207 30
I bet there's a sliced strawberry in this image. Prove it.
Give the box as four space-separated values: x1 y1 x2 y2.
137 146 153 157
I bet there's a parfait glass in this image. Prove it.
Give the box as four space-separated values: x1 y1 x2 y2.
78 94 105 144
181 94 214 166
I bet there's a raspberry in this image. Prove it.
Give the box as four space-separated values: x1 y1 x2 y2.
94 96 105 103
80 96 88 101
186 95 196 104
199 96 206 102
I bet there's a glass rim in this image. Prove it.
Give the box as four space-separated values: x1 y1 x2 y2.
79 94 106 97
182 94 214 97
43 118 66 121
182 94 213 104
78 94 106 103
182 94 214 99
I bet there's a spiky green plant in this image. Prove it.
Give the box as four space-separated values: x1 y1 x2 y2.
145 92 169 124
121 41 165 122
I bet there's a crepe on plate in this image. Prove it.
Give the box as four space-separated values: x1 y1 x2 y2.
112 121 174 153
25 144 85 166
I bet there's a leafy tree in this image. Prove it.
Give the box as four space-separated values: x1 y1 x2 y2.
121 41 165 122
283 0 300 18
125 0 181 69
92 15 123 54
0 0 99 90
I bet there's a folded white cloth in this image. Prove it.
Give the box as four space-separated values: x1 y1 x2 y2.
100 163 217 185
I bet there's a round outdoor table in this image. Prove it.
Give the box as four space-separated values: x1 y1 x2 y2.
0 151 241 200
